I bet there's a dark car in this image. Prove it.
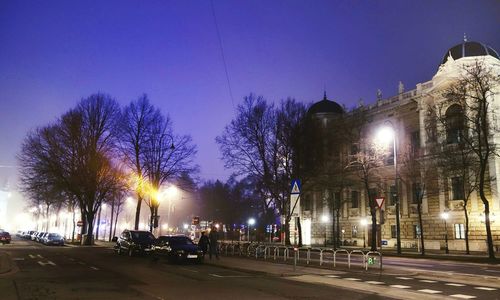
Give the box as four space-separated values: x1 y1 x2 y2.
153 235 203 264
43 233 64 246
0 230 11 244
35 232 46 243
114 230 155 257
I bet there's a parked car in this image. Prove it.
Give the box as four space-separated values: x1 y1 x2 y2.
43 233 64 246
152 235 203 264
35 232 46 243
0 230 11 244
30 231 39 241
114 230 156 256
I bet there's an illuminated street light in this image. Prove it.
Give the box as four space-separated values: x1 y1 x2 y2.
321 215 329 247
247 218 256 242
441 212 449 254
375 122 401 255
360 218 368 249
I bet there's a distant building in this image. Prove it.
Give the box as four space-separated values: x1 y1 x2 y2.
295 40 500 252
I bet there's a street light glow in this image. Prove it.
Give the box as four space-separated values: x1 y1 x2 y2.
441 212 449 220
321 214 329 223
376 126 395 145
360 218 368 226
248 218 256 225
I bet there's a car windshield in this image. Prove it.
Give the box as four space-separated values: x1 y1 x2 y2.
166 236 193 246
131 231 155 242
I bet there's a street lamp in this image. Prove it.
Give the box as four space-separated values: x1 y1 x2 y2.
441 212 449 254
376 122 401 254
247 218 256 242
321 214 329 247
360 218 368 248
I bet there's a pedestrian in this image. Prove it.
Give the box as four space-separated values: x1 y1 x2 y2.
209 226 219 260
198 231 209 257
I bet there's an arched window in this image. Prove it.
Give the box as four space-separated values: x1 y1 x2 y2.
445 104 464 144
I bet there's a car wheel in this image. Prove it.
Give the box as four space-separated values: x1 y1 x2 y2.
128 247 134 257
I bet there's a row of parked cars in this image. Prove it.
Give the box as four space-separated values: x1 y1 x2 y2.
0 229 11 244
18 230 65 246
113 230 204 264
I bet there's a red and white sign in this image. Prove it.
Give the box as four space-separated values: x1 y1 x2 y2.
375 197 385 209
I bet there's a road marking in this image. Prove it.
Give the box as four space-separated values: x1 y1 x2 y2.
343 278 361 281
29 254 36 259
13 258 25 261
396 277 413 280
37 254 43 258
326 275 340 278
90 267 99 270
390 285 411 289
78 262 86 265
180 267 199 273
38 260 56 266
446 283 466 287
208 273 251 278
418 289 442 294
419 280 437 283
484 269 500 273
474 287 497 291
450 295 476 299
365 281 384 285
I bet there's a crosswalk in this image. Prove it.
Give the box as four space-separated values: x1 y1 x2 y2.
318 273 498 299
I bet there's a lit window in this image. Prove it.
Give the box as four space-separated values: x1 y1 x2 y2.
454 224 465 239
352 225 358 238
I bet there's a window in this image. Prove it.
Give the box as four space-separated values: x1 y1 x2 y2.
352 225 358 238
413 225 421 238
391 225 397 238
412 183 422 204
411 131 420 154
351 191 359 208
303 194 311 211
389 185 397 206
445 105 464 144
451 177 464 200
454 224 465 239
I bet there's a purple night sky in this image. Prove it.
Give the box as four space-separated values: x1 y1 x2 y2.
0 0 499 187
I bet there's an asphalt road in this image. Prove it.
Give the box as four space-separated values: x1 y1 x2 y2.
0 238 397 300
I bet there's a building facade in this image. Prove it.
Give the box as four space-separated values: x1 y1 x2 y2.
295 40 500 252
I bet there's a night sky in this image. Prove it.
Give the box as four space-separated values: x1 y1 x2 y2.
1 0 499 190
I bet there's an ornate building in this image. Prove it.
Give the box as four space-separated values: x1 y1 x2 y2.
297 40 500 252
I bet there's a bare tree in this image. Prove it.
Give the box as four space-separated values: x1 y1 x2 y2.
120 95 160 230
438 61 499 259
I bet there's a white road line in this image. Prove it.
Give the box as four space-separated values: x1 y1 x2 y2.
326 275 340 278
343 278 361 281
474 287 497 291
418 289 442 294
390 285 411 289
28 254 36 259
13 258 25 261
484 269 500 273
365 281 384 285
37 260 56 266
78 262 86 265
450 295 476 299
446 283 466 287
419 280 437 283
36 255 43 258
90 267 99 270
396 277 413 280
208 274 251 278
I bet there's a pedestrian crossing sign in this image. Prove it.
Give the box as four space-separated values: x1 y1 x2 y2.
290 179 301 194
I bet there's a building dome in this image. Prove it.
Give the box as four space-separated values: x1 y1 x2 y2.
441 40 499 65
308 92 344 115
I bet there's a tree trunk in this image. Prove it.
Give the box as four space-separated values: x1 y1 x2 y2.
109 198 115 241
482 200 495 259
417 201 425 255
84 213 95 245
285 216 291 245
370 207 377 251
134 194 142 230
464 205 470 255
71 209 76 243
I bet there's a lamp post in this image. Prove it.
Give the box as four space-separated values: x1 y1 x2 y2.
165 185 178 233
321 214 329 247
360 218 368 249
248 218 255 242
376 122 401 254
441 212 449 254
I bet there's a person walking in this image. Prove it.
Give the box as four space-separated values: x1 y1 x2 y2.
198 231 209 258
209 226 219 260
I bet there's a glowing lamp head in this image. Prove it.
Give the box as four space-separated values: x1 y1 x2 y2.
360 218 368 226
248 218 256 226
376 126 395 145
441 212 449 220
321 215 329 223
